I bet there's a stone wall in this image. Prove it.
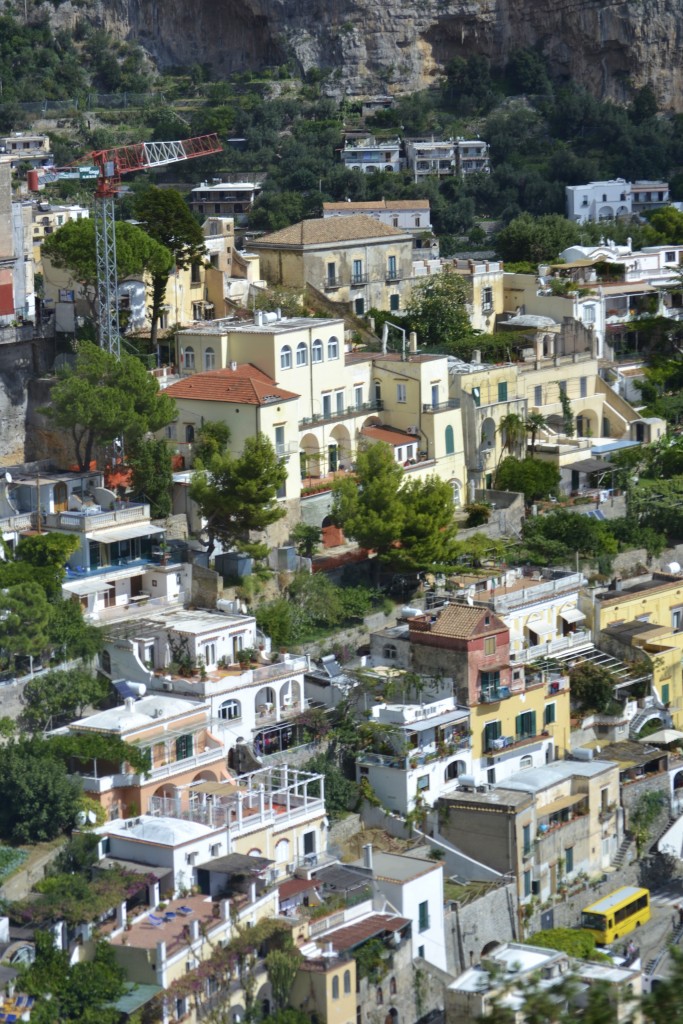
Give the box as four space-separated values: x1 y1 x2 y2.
444 882 519 974
190 563 223 608
0 342 53 466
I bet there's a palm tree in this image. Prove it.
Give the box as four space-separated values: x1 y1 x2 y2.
526 412 548 455
497 412 526 460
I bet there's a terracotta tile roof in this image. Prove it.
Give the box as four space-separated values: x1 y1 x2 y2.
361 425 416 447
165 364 299 405
252 215 408 247
415 604 507 639
323 200 430 212
277 877 321 901
322 913 410 952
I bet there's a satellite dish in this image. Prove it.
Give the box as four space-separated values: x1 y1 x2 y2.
4 472 11 483
75 810 87 826
87 810 97 824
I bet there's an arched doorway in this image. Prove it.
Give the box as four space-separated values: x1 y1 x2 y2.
445 760 467 782
481 940 500 957
481 417 496 451
193 770 217 783
330 424 352 472
300 433 322 482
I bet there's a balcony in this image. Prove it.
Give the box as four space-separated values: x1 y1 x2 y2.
324 277 340 291
275 440 299 457
44 502 150 533
486 732 548 757
510 629 592 664
422 399 461 413
351 273 369 287
479 687 511 704
299 399 383 428
386 273 401 283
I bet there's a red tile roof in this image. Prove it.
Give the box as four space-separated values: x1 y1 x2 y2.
278 877 321 901
322 913 410 952
165 364 299 406
361 425 416 447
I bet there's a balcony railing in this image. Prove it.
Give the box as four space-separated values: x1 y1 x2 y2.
351 273 369 286
510 629 592 664
324 277 340 291
299 399 383 428
386 273 401 283
422 399 461 413
479 687 511 704
44 503 149 533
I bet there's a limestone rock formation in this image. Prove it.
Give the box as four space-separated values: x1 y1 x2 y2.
42 0 683 111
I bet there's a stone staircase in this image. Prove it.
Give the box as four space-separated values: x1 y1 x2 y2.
629 704 672 738
612 834 633 870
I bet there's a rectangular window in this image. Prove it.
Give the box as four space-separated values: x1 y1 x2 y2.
524 870 532 898
662 683 670 705
397 383 407 403
672 607 683 631
390 293 400 311
565 846 574 874
515 710 536 740
176 734 194 760
322 393 332 419
544 703 556 726
580 376 587 398
417 775 430 791
336 390 345 414
472 387 481 407
274 425 285 457
354 385 363 409
523 823 531 856
327 262 337 285
418 900 429 932
354 297 365 316
534 385 542 406
482 286 493 311
387 255 397 279
483 720 501 751
497 381 508 403
484 636 496 656
352 259 364 284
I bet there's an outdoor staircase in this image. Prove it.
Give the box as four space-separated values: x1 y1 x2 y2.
629 705 672 738
612 834 633 870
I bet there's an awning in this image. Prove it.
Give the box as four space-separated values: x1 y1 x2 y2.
62 578 112 596
88 523 165 544
564 457 613 474
528 622 555 637
560 608 586 625
538 792 586 817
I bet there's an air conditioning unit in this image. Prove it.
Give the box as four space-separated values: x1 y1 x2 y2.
406 425 419 435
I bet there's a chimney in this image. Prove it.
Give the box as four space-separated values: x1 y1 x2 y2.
124 697 136 713
220 898 230 921
472 349 481 364
255 310 263 327
249 881 257 904
362 843 373 871
409 331 418 354
230 360 238 372
276 307 282 320
190 918 200 941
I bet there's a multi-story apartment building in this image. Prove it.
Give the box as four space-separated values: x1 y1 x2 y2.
446 941 640 1024
450 259 504 332
32 202 89 253
405 138 457 180
339 137 402 174
167 313 467 539
101 607 311 766
189 180 263 223
249 215 415 314
57 694 229 820
0 132 52 170
322 199 435 252
439 759 622 904
407 603 571 784
455 138 491 175
566 178 669 223
355 691 472 815
0 162 35 324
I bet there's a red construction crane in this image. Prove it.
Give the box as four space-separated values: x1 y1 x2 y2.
29 133 222 356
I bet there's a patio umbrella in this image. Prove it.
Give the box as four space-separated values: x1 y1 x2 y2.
638 728 683 745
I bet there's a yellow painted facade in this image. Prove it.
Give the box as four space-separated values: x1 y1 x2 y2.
470 682 571 764
291 960 357 1024
451 259 505 333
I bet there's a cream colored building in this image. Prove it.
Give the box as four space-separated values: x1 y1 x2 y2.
249 215 415 314
451 258 505 332
168 313 467 539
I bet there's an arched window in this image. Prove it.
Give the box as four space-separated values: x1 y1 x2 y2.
343 970 351 994
332 976 340 1000
204 347 215 370
219 699 241 721
184 346 195 369
275 838 290 863
383 644 397 660
445 424 455 455
296 342 308 366
390 977 397 996
520 755 533 769
185 424 195 444
328 337 339 360
280 345 292 370
376 988 383 1006
312 339 323 363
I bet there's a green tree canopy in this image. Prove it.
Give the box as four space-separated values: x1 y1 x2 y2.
42 217 172 326
41 340 176 470
193 420 231 465
393 475 459 570
0 737 82 842
20 667 108 733
0 581 51 672
569 662 618 714
404 269 473 352
133 185 206 344
496 213 580 263
189 434 287 559
127 436 173 518
496 456 561 502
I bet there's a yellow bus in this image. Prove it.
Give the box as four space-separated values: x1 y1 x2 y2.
580 886 650 945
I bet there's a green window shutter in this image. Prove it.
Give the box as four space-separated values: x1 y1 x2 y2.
498 381 508 402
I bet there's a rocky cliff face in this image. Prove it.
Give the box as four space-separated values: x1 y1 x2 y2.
50 0 683 110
